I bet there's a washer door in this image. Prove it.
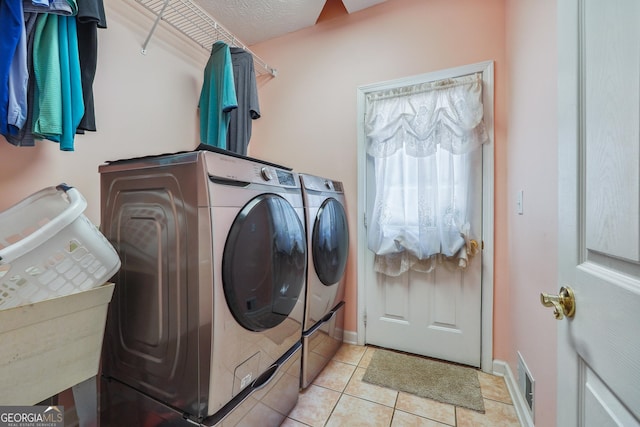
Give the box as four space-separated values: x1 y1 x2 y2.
223 194 306 332
312 198 349 286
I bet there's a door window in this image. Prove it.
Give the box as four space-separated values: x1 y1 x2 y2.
365 73 487 276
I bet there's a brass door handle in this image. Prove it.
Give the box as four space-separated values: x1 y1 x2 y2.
540 286 575 320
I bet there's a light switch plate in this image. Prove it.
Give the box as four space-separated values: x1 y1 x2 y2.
516 190 524 215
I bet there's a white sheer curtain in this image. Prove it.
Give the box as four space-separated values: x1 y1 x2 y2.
366 73 488 276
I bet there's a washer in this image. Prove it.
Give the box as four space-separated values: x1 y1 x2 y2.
99 148 306 426
299 173 349 389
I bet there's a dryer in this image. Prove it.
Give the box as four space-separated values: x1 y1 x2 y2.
299 173 349 389
99 148 306 426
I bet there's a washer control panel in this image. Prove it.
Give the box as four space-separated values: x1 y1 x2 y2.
276 170 296 186
205 152 298 188
260 167 274 181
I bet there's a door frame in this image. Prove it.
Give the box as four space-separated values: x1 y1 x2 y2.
557 0 579 423
355 60 495 372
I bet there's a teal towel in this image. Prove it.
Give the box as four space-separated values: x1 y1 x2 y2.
58 15 84 151
32 13 62 140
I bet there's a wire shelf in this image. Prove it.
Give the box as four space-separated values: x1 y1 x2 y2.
134 0 276 76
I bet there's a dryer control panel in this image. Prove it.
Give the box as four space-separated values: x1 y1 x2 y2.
300 173 344 194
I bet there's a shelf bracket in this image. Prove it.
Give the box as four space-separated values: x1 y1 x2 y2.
134 0 277 77
141 0 170 54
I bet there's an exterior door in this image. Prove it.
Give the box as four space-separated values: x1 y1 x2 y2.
557 0 640 425
364 145 483 367
360 65 491 368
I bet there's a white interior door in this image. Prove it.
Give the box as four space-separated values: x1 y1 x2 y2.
358 64 493 368
557 0 640 425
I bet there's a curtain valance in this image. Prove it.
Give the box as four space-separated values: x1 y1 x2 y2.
365 73 488 158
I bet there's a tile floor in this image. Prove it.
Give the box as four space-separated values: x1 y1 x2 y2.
283 344 521 427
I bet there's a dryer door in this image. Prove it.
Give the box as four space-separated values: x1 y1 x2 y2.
223 194 306 332
312 198 349 286
305 197 349 326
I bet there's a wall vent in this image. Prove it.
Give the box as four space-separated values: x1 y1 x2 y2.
517 351 535 419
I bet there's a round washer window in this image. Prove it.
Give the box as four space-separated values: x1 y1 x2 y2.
222 194 306 331
312 198 349 286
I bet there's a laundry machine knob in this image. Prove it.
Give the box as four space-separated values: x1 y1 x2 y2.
261 167 273 181
324 180 332 190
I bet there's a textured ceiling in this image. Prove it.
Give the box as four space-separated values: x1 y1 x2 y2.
194 0 386 46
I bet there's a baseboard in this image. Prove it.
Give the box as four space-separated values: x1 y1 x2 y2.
493 360 534 427
343 330 358 345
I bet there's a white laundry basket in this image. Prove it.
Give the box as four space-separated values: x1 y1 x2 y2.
0 184 121 310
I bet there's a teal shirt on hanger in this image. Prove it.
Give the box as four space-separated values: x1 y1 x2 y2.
199 41 237 149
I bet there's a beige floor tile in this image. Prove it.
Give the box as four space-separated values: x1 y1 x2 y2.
391 410 453 427
332 343 367 365
312 360 356 392
286 346 519 427
477 371 512 404
357 346 377 369
280 417 310 426
456 398 520 427
287 384 341 427
325 394 393 427
344 367 398 407
395 392 456 426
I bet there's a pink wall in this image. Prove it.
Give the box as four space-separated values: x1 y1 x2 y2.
505 0 558 425
248 0 508 345
0 2 204 223
0 1 559 423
